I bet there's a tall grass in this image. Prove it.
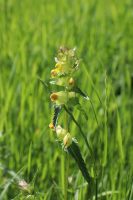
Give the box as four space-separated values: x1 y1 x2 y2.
0 0 133 199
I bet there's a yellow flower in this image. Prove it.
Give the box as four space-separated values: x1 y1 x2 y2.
50 62 64 78
55 62 63 70
51 69 58 77
50 91 76 105
50 93 58 102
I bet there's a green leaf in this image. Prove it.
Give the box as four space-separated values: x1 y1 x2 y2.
75 104 88 120
116 110 124 161
68 141 92 183
73 86 99 125
67 97 79 107
52 106 62 127
72 86 89 99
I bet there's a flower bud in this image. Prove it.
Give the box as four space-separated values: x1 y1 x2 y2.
63 133 72 148
56 125 67 140
49 123 55 129
68 77 75 86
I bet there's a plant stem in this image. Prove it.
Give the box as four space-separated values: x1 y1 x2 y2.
64 109 69 200
95 178 98 200
61 152 65 197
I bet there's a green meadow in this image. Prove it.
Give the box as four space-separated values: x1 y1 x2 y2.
0 0 133 199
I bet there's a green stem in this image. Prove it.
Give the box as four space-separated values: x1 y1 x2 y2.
61 152 65 197
64 153 69 200
95 178 98 200
64 107 69 200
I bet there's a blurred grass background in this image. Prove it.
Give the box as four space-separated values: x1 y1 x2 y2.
0 0 133 199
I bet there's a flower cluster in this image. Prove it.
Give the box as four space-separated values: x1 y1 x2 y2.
51 47 79 78
49 47 80 148
48 47 93 186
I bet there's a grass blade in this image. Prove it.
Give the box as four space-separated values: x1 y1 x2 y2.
116 110 124 161
68 141 93 184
